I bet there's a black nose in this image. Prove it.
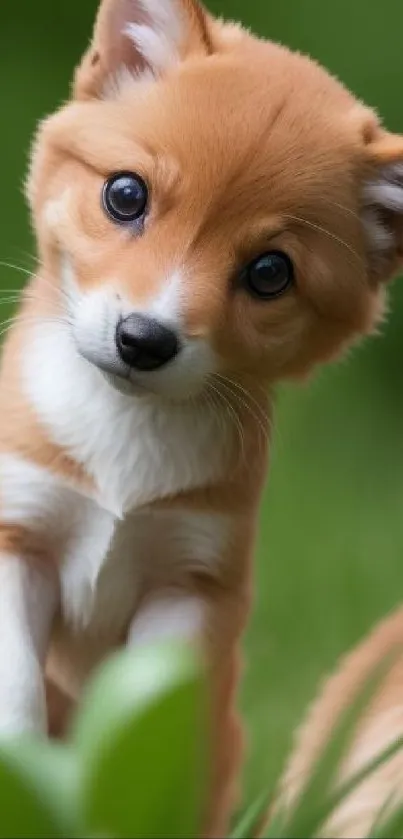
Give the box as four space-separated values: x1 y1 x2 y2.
116 314 180 371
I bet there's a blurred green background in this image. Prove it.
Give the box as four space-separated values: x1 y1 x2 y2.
2 0 403 805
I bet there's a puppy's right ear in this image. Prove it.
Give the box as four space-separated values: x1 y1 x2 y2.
359 118 403 285
74 0 213 99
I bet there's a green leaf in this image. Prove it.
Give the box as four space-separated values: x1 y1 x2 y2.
280 654 399 839
0 737 79 838
73 641 206 839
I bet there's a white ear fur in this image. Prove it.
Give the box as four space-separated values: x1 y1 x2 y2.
123 0 183 74
74 0 210 99
362 162 403 282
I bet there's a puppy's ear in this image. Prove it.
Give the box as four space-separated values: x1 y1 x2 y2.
74 0 212 99
360 120 403 284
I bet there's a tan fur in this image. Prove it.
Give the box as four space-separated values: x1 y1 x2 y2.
277 608 403 837
4 1 403 835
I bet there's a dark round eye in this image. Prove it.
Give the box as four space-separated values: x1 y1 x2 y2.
102 172 148 224
243 251 294 299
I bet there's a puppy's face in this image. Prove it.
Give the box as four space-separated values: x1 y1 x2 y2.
28 0 403 400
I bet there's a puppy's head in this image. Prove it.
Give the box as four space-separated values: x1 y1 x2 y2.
28 0 403 399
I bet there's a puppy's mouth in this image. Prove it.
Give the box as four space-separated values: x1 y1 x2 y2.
99 366 152 397
76 338 212 402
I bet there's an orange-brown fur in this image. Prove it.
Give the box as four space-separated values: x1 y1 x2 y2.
3 2 403 836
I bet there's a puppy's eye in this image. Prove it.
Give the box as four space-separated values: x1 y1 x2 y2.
243 251 294 299
102 172 148 224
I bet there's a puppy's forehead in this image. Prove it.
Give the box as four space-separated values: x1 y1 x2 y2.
117 45 359 208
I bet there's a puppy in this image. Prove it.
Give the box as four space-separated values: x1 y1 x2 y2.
277 608 403 838
2 0 403 833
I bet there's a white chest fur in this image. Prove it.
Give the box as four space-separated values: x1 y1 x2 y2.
2 321 232 637
0 454 230 633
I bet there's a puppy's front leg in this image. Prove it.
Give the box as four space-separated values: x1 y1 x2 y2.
128 586 248 839
0 553 57 737
128 590 205 650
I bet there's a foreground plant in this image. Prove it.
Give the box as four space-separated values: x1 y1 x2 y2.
1 642 403 839
0 642 205 839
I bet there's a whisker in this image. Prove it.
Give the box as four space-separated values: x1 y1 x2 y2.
283 213 365 268
0 260 73 308
207 380 245 468
209 386 243 463
0 260 32 279
19 289 67 311
214 372 270 429
214 376 269 456
326 199 361 223
202 387 228 441
12 249 40 267
0 289 68 318
214 375 281 452
0 296 24 306
214 377 268 438
0 314 72 343
35 272 72 305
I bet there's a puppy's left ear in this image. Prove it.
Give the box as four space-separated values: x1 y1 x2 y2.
361 120 403 284
74 0 213 100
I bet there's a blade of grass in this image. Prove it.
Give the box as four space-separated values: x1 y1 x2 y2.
328 736 403 821
263 806 288 838
292 734 403 839
369 790 399 837
231 790 272 839
370 799 403 838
